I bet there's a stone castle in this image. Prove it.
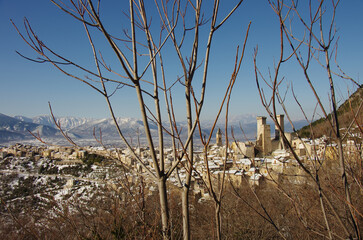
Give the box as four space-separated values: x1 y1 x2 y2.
230 114 295 158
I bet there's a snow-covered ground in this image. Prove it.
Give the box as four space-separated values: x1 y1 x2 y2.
0 154 149 235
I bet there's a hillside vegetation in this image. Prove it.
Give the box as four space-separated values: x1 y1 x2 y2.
298 86 363 138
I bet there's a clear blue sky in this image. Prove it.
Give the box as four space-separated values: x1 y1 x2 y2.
0 0 362 122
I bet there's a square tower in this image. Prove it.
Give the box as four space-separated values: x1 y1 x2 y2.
275 114 285 149
257 116 267 143
256 116 271 156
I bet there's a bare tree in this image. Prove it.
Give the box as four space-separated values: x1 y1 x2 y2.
190 25 250 239
12 0 246 238
10 0 362 239
254 0 361 239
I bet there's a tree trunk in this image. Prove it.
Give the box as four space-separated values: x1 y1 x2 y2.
182 81 193 240
215 202 222 240
182 186 190 240
158 178 170 239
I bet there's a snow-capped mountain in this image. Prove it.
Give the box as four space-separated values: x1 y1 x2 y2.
0 113 58 142
14 115 93 130
3 114 161 143
2 113 306 145
229 113 258 125
69 117 158 139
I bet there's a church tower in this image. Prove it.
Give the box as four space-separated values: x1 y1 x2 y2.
216 128 222 146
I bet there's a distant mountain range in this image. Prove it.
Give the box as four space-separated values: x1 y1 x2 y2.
0 113 58 142
14 115 92 130
0 113 307 145
4 87 360 145
0 113 171 144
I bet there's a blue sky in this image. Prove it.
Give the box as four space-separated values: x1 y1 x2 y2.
0 0 362 123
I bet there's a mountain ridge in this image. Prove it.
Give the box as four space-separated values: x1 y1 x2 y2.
1 112 307 145
0 113 58 142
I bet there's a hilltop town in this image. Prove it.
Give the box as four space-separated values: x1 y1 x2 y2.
1 114 362 239
1 115 361 195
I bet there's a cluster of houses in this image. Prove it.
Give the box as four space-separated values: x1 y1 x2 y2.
0 144 86 162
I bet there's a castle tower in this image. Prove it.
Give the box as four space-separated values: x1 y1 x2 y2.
216 128 222 146
262 124 272 155
256 116 272 155
275 114 285 149
257 116 267 144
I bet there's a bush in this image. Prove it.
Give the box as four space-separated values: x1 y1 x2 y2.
82 154 106 167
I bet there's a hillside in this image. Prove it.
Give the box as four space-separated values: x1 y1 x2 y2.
298 86 363 138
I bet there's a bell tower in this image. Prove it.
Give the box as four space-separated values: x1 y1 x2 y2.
216 128 222 146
